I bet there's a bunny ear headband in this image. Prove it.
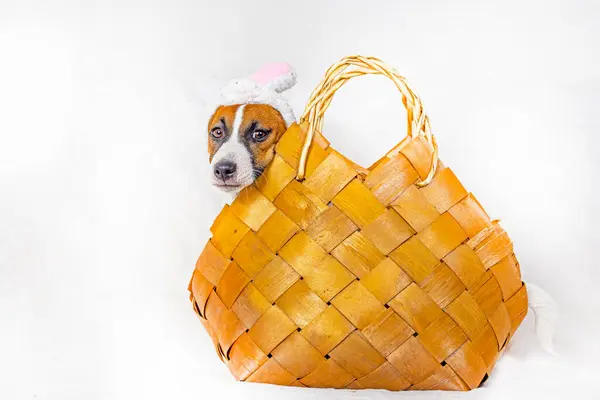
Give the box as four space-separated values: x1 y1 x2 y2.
220 63 297 127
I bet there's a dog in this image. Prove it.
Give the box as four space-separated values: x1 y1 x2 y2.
208 62 296 194
208 103 288 193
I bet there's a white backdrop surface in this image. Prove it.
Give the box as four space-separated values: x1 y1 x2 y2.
1 1 599 399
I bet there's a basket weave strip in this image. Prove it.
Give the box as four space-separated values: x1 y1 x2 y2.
190 57 527 391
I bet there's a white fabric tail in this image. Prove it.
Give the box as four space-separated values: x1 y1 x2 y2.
527 283 558 355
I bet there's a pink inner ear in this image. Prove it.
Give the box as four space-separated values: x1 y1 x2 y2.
251 63 291 86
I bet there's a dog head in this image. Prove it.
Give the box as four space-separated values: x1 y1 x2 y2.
208 103 288 192
208 63 296 193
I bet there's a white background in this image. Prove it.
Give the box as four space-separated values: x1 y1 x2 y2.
1 0 599 399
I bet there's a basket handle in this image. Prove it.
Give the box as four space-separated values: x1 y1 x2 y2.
297 55 438 186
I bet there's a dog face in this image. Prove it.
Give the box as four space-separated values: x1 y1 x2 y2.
208 103 288 193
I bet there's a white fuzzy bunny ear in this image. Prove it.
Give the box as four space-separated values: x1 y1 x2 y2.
218 62 297 127
250 62 297 93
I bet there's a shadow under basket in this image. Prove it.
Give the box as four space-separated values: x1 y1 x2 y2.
188 56 528 391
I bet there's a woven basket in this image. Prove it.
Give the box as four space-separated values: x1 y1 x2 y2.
189 56 528 391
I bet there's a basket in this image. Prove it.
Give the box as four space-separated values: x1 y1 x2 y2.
189 56 528 391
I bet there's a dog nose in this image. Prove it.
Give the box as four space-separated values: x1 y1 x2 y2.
214 161 237 180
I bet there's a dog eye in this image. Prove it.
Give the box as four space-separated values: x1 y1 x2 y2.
211 128 223 139
252 130 269 141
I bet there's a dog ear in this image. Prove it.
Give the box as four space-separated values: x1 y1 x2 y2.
251 63 296 93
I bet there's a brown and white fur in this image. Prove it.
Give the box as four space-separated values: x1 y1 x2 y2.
208 103 287 194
